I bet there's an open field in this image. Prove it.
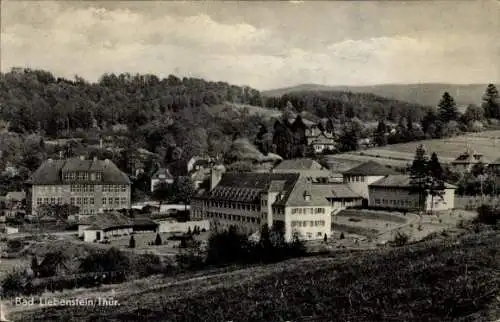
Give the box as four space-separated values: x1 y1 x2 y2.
329 208 477 249
331 130 500 168
9 230 500 322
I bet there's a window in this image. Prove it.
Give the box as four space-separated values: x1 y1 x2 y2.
70 197 75 205
115 197 120 205
77 197 81 205
121 197 126 204
102 198 106 205
375 199 381 205
44 197 49 204
89 198 94 205
108 197 113 205
96 172 102 181
121 185 126 192
69 172 76 180
57 197 62 204
83 172 89 181
37 198 42 205
317 232 323 237
63 173 70 180
83 197 88 205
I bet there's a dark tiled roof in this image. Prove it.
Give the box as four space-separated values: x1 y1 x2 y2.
79 212 133 231
27 158 130 185
369 175 457 189
276 177 330 207
274 158 322 171
199 173 300 203
342 161 398 176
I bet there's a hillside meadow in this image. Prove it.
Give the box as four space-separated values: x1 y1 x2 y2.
331 130 500 169
10 230 500 322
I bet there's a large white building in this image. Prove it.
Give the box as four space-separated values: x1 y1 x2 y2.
368 175 456 212
342 161 398 201
191 170 361 241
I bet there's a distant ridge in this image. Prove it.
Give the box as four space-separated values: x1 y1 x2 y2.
263 83 498 107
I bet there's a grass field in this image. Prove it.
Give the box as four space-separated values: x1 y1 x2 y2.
331 130 500 169
9 230 500 322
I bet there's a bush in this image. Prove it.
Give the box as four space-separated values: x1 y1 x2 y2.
129 235 136 248
391 231 410 247
154 233 162 246
1 269 33 297
475 204 500 226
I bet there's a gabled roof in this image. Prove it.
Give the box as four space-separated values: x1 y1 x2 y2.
152 168 174 180
28 158 130 185
369 175 456 189
274 158 323 171
342 161 398 176
276 177 330 207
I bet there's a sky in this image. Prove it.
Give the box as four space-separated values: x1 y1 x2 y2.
1 1 499 90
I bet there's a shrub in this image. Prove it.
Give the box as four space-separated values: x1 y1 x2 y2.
129 235 136 248
1 269 33 297
154 233 162 246
475 204 500 226
391 231 410 247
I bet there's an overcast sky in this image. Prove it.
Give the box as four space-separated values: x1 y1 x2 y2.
1 1 499 89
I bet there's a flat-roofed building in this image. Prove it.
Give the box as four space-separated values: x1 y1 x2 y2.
368 175 456 212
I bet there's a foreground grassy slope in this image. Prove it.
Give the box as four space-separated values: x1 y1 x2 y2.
14 231 500 322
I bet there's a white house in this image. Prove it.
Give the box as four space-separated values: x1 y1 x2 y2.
151 168 174 192
368 175 456 212
78 212 158 242
343 161 399 201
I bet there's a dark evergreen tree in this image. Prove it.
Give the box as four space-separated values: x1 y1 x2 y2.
437 92 458 123
482 84 500 119
337 122 360 152
374 120 388 147
129 235 136 248
427 152 445 214
154 233 162 246
325 118 335 134
408 145 431 214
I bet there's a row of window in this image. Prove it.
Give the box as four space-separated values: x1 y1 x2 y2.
374 199 418 207
102 185 128 193
344 175 365 183
69 197 128 206
36 197 63 205
291 220 326 228
208 201 260 212
291 207 326 215
70 185 95 193
298 232 325 239
206 212 260 224
63 172 102 181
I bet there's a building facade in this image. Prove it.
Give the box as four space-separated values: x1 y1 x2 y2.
343 161 398 200
151 168 174 192
191 170 362 241
368 175 456 211
26 157 131 216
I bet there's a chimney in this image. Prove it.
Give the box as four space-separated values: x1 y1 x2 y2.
79 155 85 160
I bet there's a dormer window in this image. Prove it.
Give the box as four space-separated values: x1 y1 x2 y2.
303 191 311 201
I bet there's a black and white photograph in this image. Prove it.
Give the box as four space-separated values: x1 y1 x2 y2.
0 1 499 321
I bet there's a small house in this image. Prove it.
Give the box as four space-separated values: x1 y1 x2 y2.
151 168 174 192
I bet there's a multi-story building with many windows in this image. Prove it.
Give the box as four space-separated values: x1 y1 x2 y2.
26 157 131 216
191 170 361 241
